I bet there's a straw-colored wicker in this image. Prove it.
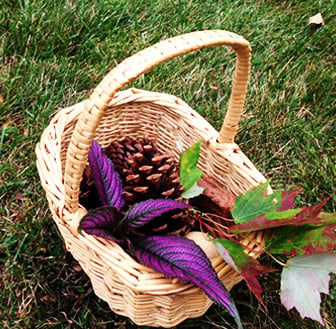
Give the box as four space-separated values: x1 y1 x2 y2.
36 30 268 327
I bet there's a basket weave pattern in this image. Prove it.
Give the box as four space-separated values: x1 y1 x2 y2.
36 30 266 327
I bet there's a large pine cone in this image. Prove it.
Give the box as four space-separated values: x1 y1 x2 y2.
79 166 99 210
79 137 193 236
132 208 198 237
104 136 184 206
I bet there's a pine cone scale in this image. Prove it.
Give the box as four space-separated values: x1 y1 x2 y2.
133 186 149 193
139 165 153 174
125 174 140 183
146 173 162 184
161 188 175 197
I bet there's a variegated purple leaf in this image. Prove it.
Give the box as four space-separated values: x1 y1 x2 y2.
131 235 242 328
89 140 124 210
79 206 121 241
126 199 192 231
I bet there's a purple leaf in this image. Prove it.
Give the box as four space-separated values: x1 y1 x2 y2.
126 199 192 231
88 140 124 210
131 235 242 328
79 206 121 241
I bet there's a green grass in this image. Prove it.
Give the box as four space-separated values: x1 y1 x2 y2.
1 0 335 328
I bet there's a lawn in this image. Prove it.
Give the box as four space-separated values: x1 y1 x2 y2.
1 0 335 328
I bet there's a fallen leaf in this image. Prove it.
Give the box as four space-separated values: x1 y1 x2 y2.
280 253 336 325
215 238 275 307
190 176 236 218
229 180 331 234
231 182 297 225
266 212 336 256
308 13 324 27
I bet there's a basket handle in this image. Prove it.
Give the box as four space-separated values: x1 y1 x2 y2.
64 29 251 214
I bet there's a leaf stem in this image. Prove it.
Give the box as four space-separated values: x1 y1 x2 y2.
266 252 288 267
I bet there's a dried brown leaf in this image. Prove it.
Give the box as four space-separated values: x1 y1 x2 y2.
190 175 236 218
308 13 324 27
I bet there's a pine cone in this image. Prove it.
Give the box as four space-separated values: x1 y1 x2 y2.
104 137 184 206
79 166 100 210
106 136 194 236
79 136 194 236
133 208 198 237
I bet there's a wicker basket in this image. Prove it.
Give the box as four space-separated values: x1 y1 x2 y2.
36 30 267 327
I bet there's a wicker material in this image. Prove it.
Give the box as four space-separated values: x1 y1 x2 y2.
36 30 267 327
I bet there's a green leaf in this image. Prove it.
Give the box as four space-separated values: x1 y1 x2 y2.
229 181 335 256
179 140 203 192
229 197 329 234
318 212 336 224
232 181 284 224
182 182 204 199
266 213 336 255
